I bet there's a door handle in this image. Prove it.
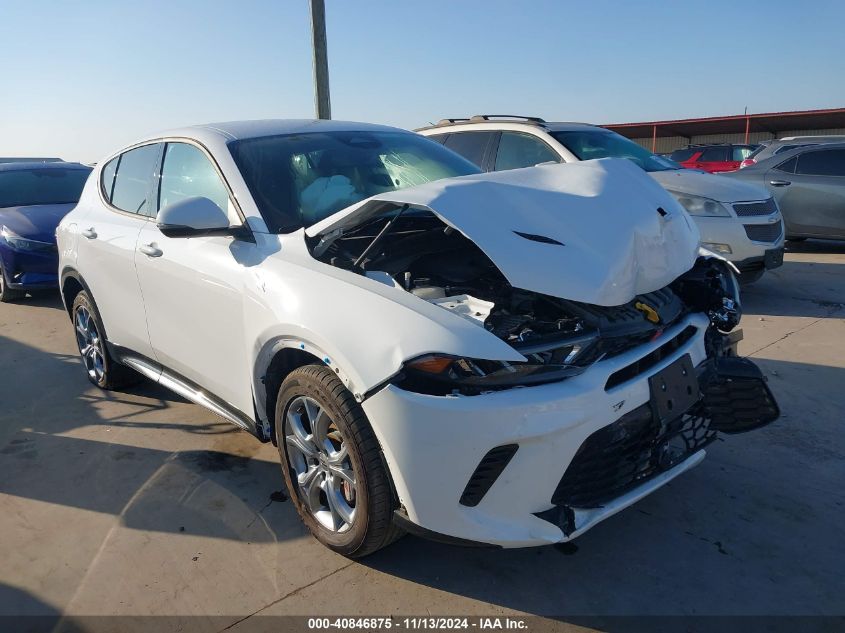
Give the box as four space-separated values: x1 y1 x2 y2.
769 180 791 187
139 243 163 258
81 228 97 239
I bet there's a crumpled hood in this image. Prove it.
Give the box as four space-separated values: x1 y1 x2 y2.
650 168 770 203
0 203 74 243
308 159 701 306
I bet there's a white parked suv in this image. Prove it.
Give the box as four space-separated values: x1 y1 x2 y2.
418 116 786 283
57 120 779 556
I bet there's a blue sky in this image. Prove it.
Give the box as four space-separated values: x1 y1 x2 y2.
2 0 844 163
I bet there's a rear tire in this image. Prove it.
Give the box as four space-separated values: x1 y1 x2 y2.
0 264 25 303
275 365 403 558
71 291 140 389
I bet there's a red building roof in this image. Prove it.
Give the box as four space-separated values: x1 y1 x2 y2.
604 108 845 140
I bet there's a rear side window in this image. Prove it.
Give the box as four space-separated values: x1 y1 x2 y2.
158 143 234 222
110 144 161 216
699 147 730 162
442 132 495 168
732 146 757 161
100 157 118 203
795 149 845 177
670 148 696 162
494 132 560 171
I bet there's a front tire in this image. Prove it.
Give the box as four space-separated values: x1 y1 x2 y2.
71 291 139 389
275 365 403 558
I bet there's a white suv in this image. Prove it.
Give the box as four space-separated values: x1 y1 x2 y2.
418 116 786 283
58 120 778 556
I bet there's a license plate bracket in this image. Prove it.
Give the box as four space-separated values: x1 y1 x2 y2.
649 354 699 423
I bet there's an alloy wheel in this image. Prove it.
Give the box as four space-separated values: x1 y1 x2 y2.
74 306 105 383
284 395 358 532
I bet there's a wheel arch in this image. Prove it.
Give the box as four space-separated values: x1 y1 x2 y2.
254 336 362 445
60 268 91 319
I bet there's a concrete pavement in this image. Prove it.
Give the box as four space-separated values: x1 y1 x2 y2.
1 241 843 631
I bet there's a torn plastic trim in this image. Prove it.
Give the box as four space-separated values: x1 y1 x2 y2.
536 450 707 539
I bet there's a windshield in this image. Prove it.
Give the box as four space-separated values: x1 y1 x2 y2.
551 130 681 172
0 167 91 208
229 131 480 232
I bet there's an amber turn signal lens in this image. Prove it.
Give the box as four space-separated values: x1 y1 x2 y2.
406 355 453 374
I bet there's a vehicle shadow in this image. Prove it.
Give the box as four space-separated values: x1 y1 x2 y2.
362 356 845 618
15 289 66 311
785 238 845 255
2 323 843 618
741 259 844 319
0 334 300 545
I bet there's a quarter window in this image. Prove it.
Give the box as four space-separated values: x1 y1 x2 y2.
100 156 118 203
110 144 162 216
158 143 234 222
494 132 560 171
795 149 845 177
426 134 449 145
775 156 797 173
442 132 495 168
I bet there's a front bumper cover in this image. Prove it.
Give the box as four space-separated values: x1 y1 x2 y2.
0 245 59 289
734 247 785 274
365 315 778 548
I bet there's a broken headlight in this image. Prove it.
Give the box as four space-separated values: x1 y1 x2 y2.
399 340 596 396
672 256 741 332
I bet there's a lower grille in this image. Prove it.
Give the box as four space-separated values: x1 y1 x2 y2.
744 221 782 243
459 444 519 507
733 199 777 217
551 402 715 508
700 357 780 434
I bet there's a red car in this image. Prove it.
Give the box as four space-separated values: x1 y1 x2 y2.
670 144 760 174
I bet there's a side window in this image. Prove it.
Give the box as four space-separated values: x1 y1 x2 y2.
795 149 845 177
495 132 560 171
110 144 161 216
443 132 495 168
670 148 696 162
775 156 797 174
699 147 729 162
100 156 118 203
158 143 235 222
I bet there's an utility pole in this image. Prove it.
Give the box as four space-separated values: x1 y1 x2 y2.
309 0 331 119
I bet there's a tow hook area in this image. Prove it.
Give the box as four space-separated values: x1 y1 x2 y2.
700 357 780 433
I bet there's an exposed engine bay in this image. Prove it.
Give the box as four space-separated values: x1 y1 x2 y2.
311 210 745 395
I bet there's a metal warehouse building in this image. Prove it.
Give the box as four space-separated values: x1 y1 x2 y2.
604 107 845 154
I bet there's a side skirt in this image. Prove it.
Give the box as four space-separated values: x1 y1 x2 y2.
109 344 261 438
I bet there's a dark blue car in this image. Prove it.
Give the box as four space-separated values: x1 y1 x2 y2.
0 162 92 301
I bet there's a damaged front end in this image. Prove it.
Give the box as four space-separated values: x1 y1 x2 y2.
307 161 778 437
313 210 776 431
